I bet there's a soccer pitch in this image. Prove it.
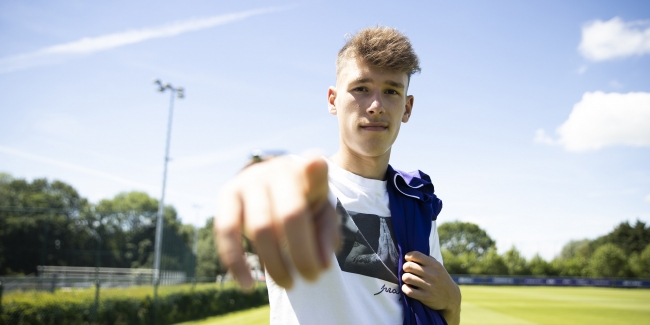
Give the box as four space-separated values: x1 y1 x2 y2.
177 286 650 325
460 286 650 324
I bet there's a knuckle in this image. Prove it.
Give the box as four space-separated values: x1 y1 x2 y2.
249 223 274 242
294 257 318 272
216 223 238 239
272 272 292 287
218 247 243 266
280 207 308 224
294 260 319 280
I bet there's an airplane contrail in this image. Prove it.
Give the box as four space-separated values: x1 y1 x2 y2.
0 6 290 74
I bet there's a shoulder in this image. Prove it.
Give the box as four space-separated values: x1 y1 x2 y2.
387 165 432 186
386 165 436 197
387 165 442 219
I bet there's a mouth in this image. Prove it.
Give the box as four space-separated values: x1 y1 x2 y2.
360 122 388 131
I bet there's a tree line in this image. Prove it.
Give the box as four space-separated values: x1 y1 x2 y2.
0 173 195 276
194 214 650 279
438 220 650 278
2 172 649 279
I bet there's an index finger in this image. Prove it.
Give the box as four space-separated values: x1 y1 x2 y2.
269 168 321 281
214 182 254 290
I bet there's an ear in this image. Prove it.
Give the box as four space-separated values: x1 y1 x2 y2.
328 86 337 115
402 95 414 123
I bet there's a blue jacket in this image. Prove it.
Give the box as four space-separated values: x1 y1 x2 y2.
386 165 448 325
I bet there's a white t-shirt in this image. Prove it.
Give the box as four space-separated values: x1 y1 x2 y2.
266 158 443 325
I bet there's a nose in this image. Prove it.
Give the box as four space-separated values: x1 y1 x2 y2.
366 90 385 115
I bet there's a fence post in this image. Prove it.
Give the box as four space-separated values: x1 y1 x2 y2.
92 267 100 324
152 279 159 325
50 273 57 293
40 215 50 291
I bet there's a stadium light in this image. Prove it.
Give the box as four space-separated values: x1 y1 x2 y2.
152 78 184 285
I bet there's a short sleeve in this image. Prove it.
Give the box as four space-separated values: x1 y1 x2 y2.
429 220 443 265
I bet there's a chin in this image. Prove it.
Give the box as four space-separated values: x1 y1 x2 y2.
353 144 391 158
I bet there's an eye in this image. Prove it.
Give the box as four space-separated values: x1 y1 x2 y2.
353 86 368 92
384 89 400 95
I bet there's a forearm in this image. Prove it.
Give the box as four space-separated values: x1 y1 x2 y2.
440 283 461 325
441 304 460 325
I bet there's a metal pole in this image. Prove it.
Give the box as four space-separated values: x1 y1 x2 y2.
153 88 176 284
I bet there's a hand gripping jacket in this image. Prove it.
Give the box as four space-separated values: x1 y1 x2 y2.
385 165 448 325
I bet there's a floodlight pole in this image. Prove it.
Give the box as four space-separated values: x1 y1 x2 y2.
152 79 184 285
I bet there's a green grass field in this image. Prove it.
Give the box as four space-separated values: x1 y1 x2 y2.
176 286 650 325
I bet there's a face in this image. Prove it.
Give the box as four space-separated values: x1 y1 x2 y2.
328 57 414 159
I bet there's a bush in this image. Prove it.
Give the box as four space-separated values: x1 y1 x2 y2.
1 283 268 325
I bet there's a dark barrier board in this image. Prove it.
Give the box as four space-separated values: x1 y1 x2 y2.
450 275 650 288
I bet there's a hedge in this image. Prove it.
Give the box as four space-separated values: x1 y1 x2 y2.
1 283 268 325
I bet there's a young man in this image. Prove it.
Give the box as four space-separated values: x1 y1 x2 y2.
214 26 461 325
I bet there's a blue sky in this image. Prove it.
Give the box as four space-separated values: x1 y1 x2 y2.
1 0 649 259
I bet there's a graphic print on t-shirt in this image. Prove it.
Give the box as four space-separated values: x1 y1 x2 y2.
335 200 400 284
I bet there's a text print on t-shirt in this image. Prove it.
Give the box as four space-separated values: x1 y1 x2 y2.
335 200 400 284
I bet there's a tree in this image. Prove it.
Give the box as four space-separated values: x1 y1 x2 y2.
94 191 195 273
0 175 93 275
441 249 480 275
559 239 592 260
551 238 592 277
438 221 496 258
586 243 630 278
0 177 197 276
469 248 507 275
629 244 650 278
552 256 588 277
528 254 556 276
0 172 11 184
503 246 529 275
593 220 650 256
196 217 224 278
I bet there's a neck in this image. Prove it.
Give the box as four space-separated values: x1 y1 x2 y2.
330 146 391 180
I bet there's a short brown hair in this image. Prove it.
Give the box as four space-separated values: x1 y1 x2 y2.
336 26 421 79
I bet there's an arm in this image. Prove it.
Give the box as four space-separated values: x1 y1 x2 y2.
401 251 461 325
213 156 340 289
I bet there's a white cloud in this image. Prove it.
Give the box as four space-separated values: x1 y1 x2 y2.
578 17 650 61
0 6 287 74
535 91 650 151
645 194 650 202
